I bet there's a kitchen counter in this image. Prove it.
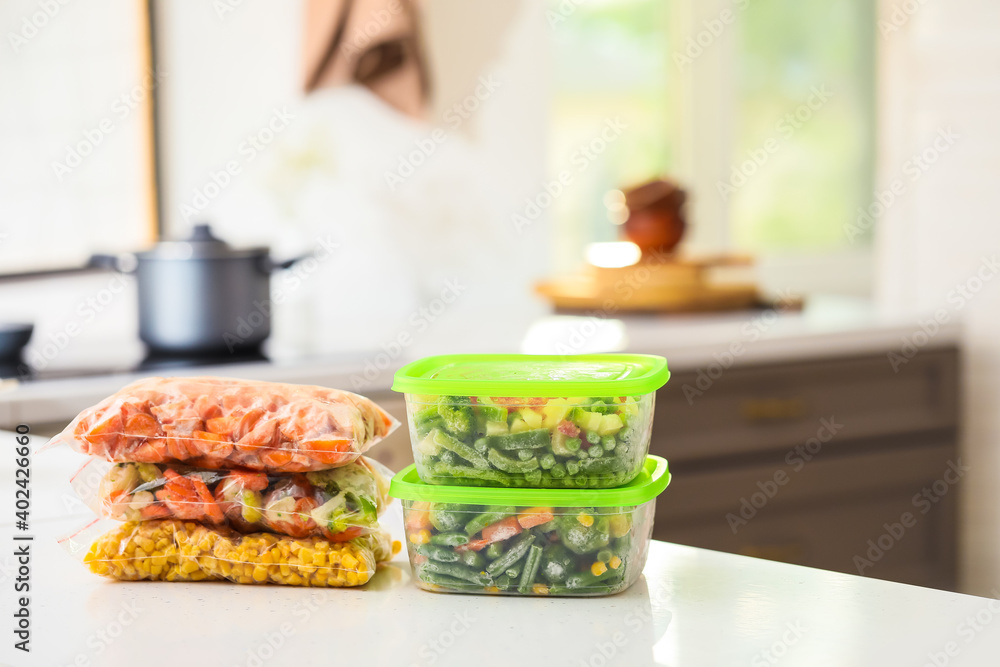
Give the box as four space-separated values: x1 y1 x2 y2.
2 433 998 667
0 297 962 430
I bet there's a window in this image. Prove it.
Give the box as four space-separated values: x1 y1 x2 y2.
550 0 876 290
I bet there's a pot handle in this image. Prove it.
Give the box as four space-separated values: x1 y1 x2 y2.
259 254 312 273
88 253 138 273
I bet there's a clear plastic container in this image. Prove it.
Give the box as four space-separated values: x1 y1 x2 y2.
392 354 669 488
390 455 670 596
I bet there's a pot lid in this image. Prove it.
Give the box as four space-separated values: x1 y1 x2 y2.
138 224 268 260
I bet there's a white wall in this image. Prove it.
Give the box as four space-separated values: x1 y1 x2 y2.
156 0 551 357
876 0 1000 595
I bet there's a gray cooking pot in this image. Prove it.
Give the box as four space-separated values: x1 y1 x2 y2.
92 224 305 355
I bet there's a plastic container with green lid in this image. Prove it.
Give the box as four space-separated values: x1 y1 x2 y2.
391 455 671 596
392 354 670 488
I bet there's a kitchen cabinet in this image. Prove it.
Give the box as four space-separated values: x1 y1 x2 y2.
650 347 960 590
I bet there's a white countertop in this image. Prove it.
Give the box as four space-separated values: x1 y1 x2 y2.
2 432 998 667
0 297 963 430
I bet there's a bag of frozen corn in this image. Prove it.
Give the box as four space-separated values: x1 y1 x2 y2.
50 376 398 472
71 456 392 541
64 519 400 587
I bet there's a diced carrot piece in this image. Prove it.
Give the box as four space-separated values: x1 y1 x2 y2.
405 501 432 530
517 507 555 529
455 538 490 552
229 470 269 491
140 503 171 519
236 419 278 453
482 516 522 543
260 447 293 470
233 408 266 440
125 413 160 438
190 476 225 524
327 526 364 542
205 416 237 435
83 414 124 452
301 438 351 465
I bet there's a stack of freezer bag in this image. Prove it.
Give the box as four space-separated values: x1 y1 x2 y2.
55 376 401 587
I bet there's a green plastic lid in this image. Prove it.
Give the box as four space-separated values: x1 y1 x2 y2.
392 354 669 397
390 455 670 507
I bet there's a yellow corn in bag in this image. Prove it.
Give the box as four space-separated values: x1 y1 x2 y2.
84 520 399 587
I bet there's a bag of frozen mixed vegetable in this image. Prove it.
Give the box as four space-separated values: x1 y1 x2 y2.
62 519 400 587
71 456 393 541
49 376 399 472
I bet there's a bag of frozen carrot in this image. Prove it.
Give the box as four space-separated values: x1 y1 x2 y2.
70 456 394 541
60 518 401 587
49 376 399 472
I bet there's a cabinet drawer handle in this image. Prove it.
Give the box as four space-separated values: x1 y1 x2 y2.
740 398 806 423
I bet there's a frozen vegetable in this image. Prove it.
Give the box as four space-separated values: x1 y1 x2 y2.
403 502 653 596
50 376 398 472
407 395 653 488
75 456 391 541
78 520 399 587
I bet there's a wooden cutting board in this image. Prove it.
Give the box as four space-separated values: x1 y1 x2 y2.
535 254 766 313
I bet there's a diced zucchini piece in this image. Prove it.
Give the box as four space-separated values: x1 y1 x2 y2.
620 396 640 418
551 431 573 457
597 413 624 436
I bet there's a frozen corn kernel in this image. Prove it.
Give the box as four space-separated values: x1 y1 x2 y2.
532 584 550 595
409 529 431 545
82 520 392 588
609 556 622 570
591 561 608 576
577 513 594 528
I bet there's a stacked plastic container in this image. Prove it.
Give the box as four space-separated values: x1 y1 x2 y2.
53 376 401 587
390 354 672 596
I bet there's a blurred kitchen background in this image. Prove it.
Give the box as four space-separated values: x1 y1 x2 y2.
1 0 997 596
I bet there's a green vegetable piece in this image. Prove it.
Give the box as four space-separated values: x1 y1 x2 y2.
485 429 551 451
419 560 492 586
464 505 516 536
539 453 556 469
460 549 486 569
430 532 469 547
564 567 616 590
550 463 567 479
585 431 600 445
540 544 575 583
597 548 614 563
476 398 508 423
417 543 461 563
439 450 459 466
494 574 513 591
524 469 542 485
473 438 489 454
505 563 522 579
565 460 581 476
438 396 474 439
516 449 535 462
486 542 504 560
432 429 490 469
429 503 466 532
417 569 484 591
601 435 617 452
517 544 544 594
588 445 604 458
485 532 536 577
428 460 512 486
557 514 611 554
487 448 540 473
565 437 582 453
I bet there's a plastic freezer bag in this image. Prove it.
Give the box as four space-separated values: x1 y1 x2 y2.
50 376 399 472
67 519 400 587
72 456 392 541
